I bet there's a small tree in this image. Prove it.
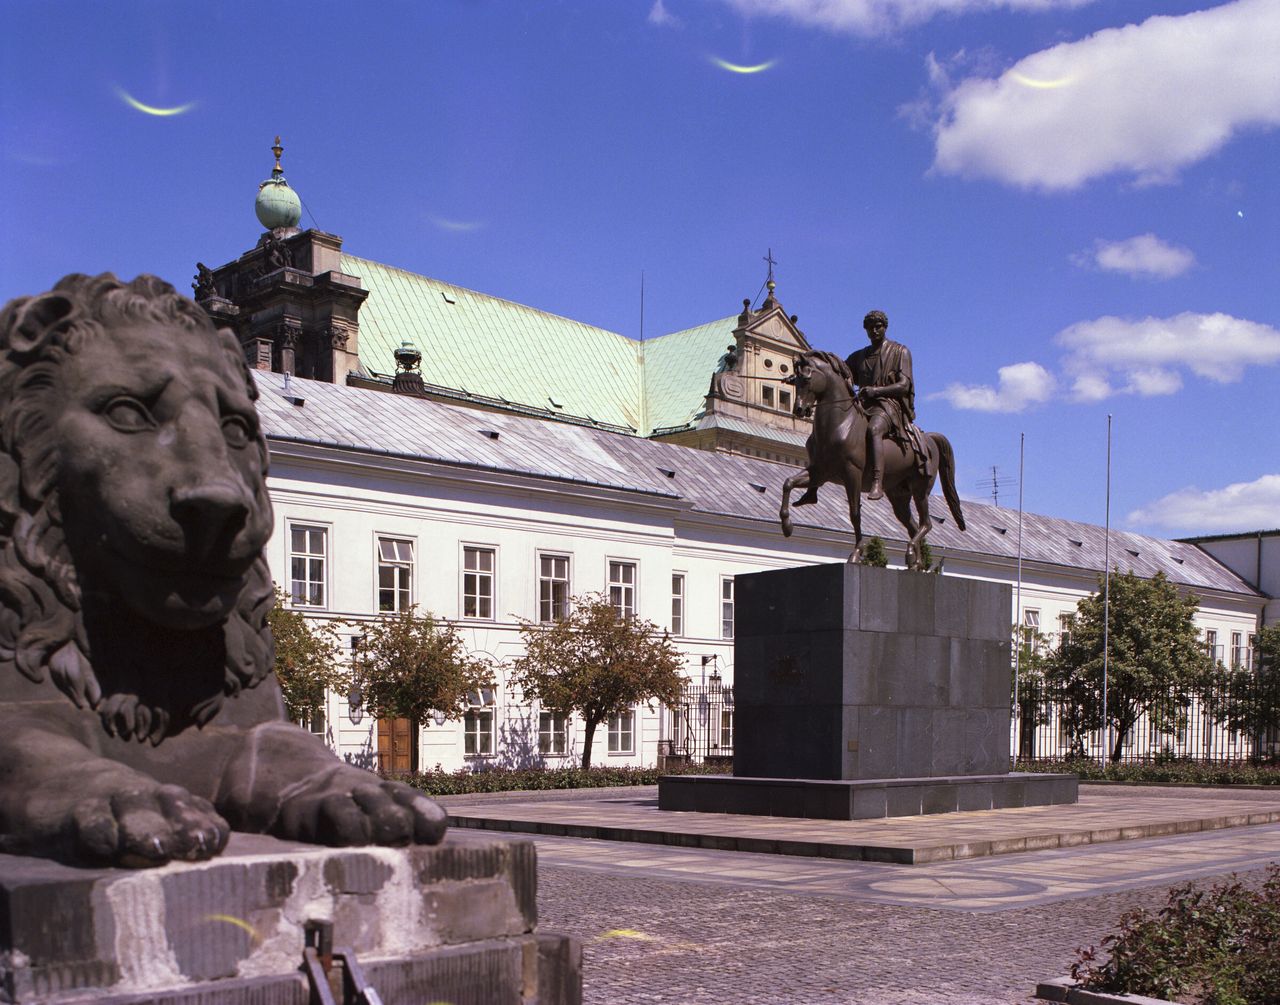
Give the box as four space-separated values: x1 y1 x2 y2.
861 536 889 568
1012 625 1054 760
268 587 348 724
353 606 494 725
510 592 685 768
1205 623 1280 757
1045 570 1214 762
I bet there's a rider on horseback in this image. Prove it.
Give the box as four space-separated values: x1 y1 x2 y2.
846 311 928 501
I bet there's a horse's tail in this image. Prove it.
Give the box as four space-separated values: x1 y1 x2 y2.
932 432 966 531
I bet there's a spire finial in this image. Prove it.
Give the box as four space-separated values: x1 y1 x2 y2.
271 135 284 177
763 247 777 287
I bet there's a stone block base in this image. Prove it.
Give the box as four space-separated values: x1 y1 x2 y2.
0 833 580 1004
658 772 1078 820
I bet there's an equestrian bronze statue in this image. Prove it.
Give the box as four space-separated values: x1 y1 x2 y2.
780 311 965 569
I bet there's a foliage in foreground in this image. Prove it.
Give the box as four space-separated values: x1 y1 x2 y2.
511 593 685 769
268 588 348 722
390 761 726 795
1071 865 1280 1005
1019 758 1280 786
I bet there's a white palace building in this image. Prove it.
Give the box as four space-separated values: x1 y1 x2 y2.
199 144 1274 774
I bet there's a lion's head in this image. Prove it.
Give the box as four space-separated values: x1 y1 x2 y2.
0 273 276 743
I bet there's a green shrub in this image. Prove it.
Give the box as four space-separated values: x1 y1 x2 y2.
387 761 725 796
1071 865 1280 1005
1018 758 1280 786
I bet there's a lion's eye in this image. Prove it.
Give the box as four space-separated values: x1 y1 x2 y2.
103 397 155 433
221 415 254 449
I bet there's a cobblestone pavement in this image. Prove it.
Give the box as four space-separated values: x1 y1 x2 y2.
523 786 1280 1005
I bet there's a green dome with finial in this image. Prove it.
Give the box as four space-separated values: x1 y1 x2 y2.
255 135 302 230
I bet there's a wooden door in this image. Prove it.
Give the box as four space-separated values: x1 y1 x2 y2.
376 716 418 774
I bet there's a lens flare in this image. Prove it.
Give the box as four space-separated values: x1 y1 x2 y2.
114 86 196 117
1009 71 1073 90
709 56 776 75
204 914 261 943
595 928 657 942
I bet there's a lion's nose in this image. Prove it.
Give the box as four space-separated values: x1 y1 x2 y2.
171 482 250 564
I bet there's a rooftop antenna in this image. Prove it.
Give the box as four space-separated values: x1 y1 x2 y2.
976 465 1017 507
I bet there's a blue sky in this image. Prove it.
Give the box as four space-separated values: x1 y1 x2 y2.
2 0 1277 539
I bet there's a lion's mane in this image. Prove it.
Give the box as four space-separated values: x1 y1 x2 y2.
0 273 275 743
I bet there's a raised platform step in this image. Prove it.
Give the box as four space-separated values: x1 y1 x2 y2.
659 772 1078 821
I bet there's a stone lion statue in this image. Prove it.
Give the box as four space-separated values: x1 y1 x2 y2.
0 273 447 867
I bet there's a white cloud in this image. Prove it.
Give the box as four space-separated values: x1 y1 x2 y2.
648 0 680 26
1128 474 1280 533
718 0 1092 36
1075 234 1195 279
1058 312 1280 396
931 0 1280 190
933 361 1056 412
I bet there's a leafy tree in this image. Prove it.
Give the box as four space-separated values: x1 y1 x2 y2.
510 592 685 768
1205 623 1280 753
353 606 494 725
268 587 348 723
1045 570 1214 762
860 536 889 568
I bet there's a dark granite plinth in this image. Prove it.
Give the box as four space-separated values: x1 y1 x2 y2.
0 833 580 1004
733 564 1013 781
658 772 1078 820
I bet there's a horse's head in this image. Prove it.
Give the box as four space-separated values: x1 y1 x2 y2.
787 351 857 415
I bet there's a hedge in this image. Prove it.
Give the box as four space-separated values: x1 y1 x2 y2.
389 760 727 796
1019 758 1280 786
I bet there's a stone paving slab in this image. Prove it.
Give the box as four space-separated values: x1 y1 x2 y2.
445 785 1280 865
527 822 1280 912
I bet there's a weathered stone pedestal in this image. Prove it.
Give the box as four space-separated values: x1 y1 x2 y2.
0 833 580 1004
660 563 1076 819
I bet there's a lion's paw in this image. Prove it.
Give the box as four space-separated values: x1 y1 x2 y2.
72 784 230 868
274 774 447 848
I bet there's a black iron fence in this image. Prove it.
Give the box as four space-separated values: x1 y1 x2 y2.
1015 666 1280 764
661 684 734 763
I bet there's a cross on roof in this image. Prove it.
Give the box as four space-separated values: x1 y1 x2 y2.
763 248 777 284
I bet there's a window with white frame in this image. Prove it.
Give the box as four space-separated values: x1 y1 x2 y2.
464 687 496 756
1205 629 1219 662
720 578 734 640
539 554 570 623
671 573 685 636
607 709 635 754
1231 632 1245 668
289 524 328 607
719 709 734 750
463 546 495 619
1058 613 1073 649
608 561 636 620
301 707 326 736
377 537 413 612
1021 608 1040 644
539 712 569 755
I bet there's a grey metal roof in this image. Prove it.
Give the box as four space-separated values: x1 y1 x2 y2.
254 372 1260 599
693 413 811 448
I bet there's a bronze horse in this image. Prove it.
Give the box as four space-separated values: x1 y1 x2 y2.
780 350 966 568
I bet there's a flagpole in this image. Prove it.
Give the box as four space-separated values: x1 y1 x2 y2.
1102 414 1112 764
1013 432 1025 764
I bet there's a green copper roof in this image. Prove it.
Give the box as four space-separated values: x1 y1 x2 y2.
641 317 737 431
342 253 732 436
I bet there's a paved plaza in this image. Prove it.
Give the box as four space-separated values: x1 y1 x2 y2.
443 784 1280 1004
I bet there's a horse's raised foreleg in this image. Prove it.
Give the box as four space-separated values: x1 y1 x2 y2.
780 469 813 538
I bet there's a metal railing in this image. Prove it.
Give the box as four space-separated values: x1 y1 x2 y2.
662 684 734 763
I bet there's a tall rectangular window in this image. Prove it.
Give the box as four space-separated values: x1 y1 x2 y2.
463 546 495 619
539 554 570 623
464 710 494 755
1058 613 1073 649
289 524 328 608
1205 629 1219 662
671 574 685 636
608 561 636 619
539 712 568 755
1231 631 1244 667
377 537 413 612
720 577 734 640
1021 608 1040 644
719 709 734 750
607 710 635 754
